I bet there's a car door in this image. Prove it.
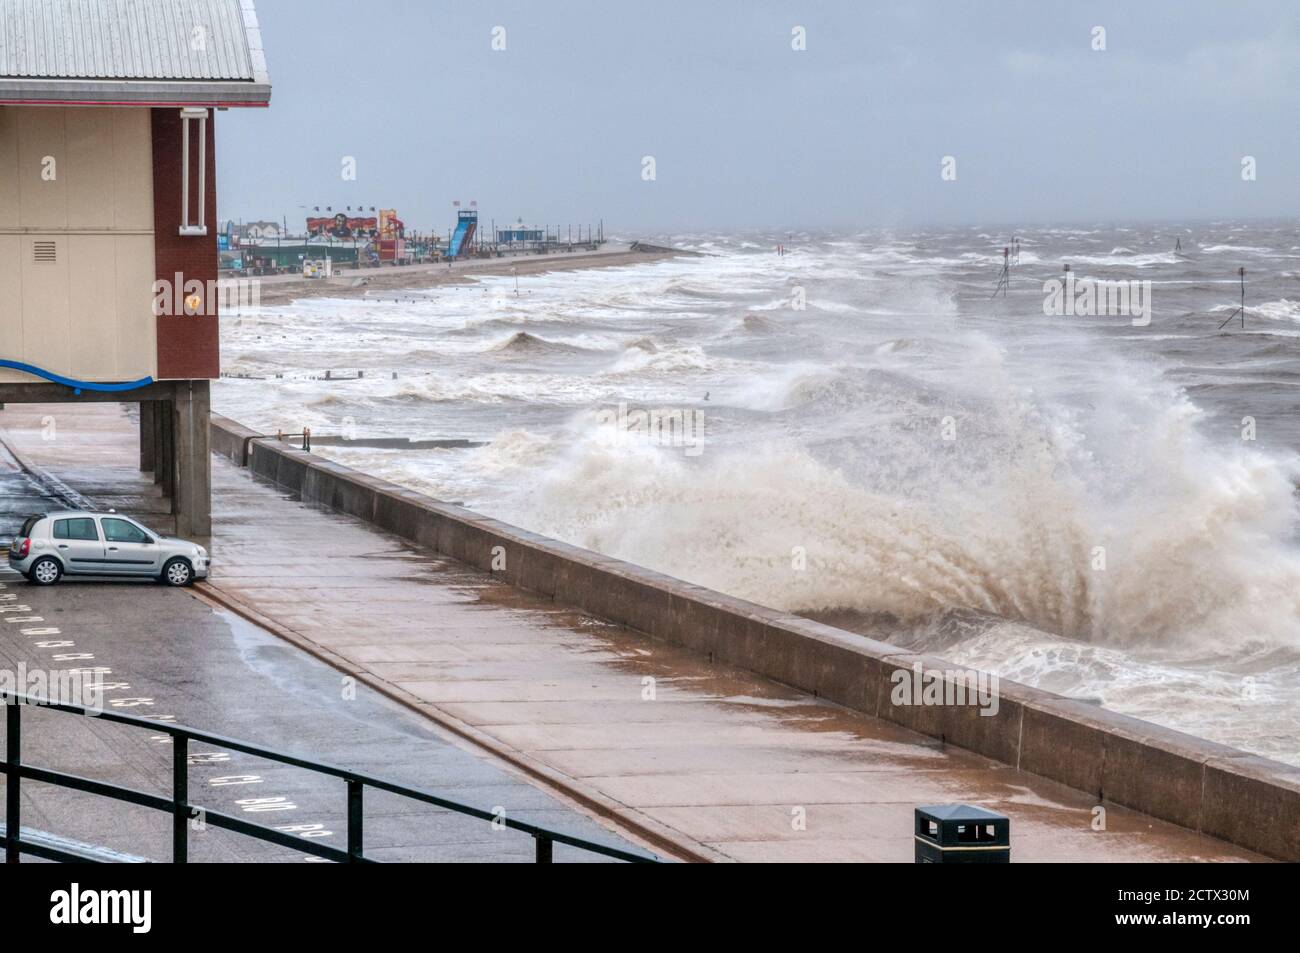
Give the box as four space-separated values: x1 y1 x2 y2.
52 517 106 574
99 517 162 575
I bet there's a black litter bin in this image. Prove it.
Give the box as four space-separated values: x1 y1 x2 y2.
915 804 1010 863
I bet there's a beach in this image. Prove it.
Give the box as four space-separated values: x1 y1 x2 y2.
251 243 678 306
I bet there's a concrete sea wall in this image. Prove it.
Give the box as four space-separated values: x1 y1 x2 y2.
210 415 1300 861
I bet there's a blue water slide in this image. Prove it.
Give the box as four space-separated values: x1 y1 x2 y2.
446 211 478 259
447 218 471 257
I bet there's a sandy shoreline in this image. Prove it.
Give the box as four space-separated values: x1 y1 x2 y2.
251 244 679 306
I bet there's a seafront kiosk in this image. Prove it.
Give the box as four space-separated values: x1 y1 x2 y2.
0 0 271 535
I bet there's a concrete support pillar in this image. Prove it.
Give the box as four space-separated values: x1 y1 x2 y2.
139 401 156 473
172 380 211 538
156 398 175 500
152 399 164 483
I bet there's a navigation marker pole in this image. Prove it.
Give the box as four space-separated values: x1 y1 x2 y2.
1217 267 1246 330
991 246 1010 297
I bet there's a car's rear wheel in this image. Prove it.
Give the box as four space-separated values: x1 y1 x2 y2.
29 557 62 586
161 557 194 587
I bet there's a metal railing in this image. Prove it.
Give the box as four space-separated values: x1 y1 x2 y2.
275 428 311 451
1 692 657 864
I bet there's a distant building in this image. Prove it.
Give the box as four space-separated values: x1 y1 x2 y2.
496 220 543 244
0 0 272 536
243 220 283 241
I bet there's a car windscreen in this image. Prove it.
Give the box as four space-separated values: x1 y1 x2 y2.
19 516 39 537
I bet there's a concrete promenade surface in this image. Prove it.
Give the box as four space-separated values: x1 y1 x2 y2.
0 403 1269 862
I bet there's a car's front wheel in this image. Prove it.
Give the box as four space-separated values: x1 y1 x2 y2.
29 556 62 586
160 557 194 587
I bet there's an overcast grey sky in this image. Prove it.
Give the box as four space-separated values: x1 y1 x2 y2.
216 0 1300 233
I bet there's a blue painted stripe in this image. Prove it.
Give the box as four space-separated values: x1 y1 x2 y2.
0 359 153 394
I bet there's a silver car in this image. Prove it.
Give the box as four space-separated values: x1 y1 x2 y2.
7 511 209 587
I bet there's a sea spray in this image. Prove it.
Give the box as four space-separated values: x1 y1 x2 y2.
510 323 1300 653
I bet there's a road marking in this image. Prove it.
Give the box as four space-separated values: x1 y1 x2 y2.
108 697 154 708
237 797 297 813
210 775 263 787
277 823 332 839
20 627 60 635
188 752 230 765
6 616 43 623
34 640 74 648
52 653 93 661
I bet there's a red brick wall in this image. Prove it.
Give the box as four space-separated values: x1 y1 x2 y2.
152 108 220 380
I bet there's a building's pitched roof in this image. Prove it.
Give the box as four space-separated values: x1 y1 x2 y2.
0 0 270 106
